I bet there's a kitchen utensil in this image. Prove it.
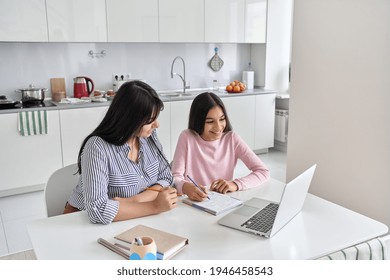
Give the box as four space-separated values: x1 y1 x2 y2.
209 47 224 72
16 84 48 104
73 76 94 98
50 78 67 101
0 95 20 110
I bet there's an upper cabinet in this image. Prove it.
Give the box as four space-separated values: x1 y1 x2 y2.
159 0 204 42
205 0 245 43
46 0 107 42
0 0 48 42
205 0 267 43
245 0 267 43
0 0 266 43
106 0 159 42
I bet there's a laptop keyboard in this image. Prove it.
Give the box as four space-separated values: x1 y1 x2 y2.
241 203 279 233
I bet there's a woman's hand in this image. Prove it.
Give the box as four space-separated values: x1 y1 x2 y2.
182 182 208 202
153 187 178 212
210 179 238 194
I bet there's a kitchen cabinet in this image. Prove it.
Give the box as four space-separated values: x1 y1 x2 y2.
46 0 107 42
245 0 267 43
60 107 108 167
205 0 267 43
106 0 159 42
169 99 192 159
205 0 245 43
0 111 62 193
255 93 276 150
0 0 48 42
223 95 256 149
0 222 7 256
0 92 274 194
156 102 171 161
159 0 204 42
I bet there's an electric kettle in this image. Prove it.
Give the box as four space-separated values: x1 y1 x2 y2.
73 76 94 98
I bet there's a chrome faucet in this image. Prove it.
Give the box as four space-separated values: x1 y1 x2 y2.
170 56 187 93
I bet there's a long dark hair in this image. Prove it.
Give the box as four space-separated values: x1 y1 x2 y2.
77 80 165 174
188 92 233 135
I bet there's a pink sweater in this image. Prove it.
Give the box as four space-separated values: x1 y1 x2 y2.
171 129 270 194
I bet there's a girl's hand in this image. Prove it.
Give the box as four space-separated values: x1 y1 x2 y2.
182 182 208 202
210 179 238 194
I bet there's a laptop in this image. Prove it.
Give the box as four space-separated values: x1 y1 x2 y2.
218 164 316 238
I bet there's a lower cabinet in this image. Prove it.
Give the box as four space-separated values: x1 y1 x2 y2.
156 102 171 161
60 107 108 166
255 94 276 151
0 222 7 256
223 95 256 149
169 100 193 160
0 94 274 194
0 111 62 193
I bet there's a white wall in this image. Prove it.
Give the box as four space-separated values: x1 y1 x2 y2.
0 42 262 101
288 0 390 227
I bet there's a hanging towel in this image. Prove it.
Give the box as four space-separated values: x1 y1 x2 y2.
317 237 388 260
18 111 48 136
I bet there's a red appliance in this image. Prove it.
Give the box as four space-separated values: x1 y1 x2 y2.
73 76 94 98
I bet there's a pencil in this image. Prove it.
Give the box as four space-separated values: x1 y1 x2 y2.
187 175 210 200
146 187 164 192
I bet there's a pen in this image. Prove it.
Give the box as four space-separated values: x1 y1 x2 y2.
187 175 210 200
146 186 181 195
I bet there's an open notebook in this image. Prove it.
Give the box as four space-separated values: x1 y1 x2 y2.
183 191 243 215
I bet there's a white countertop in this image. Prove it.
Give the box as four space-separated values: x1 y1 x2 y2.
0 88 277 114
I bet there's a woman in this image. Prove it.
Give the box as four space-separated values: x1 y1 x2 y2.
65 80 177 224
171 92 270 201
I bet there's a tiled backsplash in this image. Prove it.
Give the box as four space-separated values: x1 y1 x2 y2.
0 42 265 101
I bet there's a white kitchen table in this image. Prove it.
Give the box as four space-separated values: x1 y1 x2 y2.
27 178 388 260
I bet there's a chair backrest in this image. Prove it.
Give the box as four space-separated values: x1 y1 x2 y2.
44 163 79 217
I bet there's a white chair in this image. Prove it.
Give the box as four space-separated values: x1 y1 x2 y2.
44 163 79 217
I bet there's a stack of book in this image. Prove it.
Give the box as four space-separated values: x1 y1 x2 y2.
98 224 188 260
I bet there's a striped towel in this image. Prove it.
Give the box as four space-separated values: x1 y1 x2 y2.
317 237 388 260
18 111 48 136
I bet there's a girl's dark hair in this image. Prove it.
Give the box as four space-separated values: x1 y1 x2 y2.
77 80 164 174
188 92 232 135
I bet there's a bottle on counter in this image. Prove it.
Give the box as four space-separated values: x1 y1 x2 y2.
212 79 219 91
242 62 254 90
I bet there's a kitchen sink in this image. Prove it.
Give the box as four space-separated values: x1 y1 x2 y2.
158 88 227 98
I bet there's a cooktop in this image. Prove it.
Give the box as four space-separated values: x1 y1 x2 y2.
22 100 57 108
0 100 57 110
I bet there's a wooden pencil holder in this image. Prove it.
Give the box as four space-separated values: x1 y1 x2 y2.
129 237 157 260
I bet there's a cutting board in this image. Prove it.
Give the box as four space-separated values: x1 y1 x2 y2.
50 78 66 101
50 78 66 94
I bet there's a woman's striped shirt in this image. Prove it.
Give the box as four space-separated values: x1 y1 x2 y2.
68 130 172 224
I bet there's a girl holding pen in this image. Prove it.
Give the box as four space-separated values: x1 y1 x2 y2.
171 92 270 202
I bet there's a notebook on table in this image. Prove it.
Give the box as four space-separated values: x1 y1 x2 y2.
218 164 316 238
183 191 243 216
114 224 189 260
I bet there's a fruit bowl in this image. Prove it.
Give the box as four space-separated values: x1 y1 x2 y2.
225 80 246 93
226 88 244 93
